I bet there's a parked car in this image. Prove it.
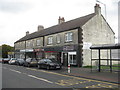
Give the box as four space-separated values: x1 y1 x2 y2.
37 58 62 70
16 59 25 66
23 58 38 67
8 58 17 65
2 58 10 64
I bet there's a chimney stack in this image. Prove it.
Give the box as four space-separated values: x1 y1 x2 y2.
94 4 101 15
58 16 65 24
26 31 29 36
38 25 44 31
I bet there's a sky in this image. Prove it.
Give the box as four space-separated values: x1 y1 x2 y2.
0 0 119 46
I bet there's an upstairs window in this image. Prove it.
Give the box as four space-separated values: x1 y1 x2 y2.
36 39 40 46
26 41 30 47
56 34 61 44
48 36 53 45
65 32 73 42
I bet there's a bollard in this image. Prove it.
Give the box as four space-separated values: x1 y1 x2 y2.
68 63 70 73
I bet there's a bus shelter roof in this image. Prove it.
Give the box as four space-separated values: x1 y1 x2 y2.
90 43 120 49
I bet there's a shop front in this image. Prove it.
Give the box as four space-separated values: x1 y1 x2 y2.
62 45 77 66
33 45 82 67
43 47 61 63
43 45 79 66
20 49 35 59
34 49 44 59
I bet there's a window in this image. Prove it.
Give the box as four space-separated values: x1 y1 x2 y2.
26 41 30 47
65 32 73 42
32 40 35 47
56 34 61 43
30 40 33 47
36 39 40 46
48 36 53 44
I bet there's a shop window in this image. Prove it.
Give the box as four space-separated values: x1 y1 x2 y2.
65 32 73 42
48 36 53 45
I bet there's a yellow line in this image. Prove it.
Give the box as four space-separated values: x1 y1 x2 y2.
26 68 119 86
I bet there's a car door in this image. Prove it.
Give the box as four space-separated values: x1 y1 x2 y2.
42 59 48 68
26 58 31 66
39 59 44 68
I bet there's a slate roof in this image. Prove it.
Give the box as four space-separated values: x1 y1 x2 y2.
15 13 96 43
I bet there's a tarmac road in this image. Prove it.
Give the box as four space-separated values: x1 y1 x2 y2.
2 64 119 89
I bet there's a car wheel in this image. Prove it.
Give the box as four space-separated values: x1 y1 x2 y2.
38 65 41 69
46 66 50 70
17 63 20 66
23 64 26 67
28 64 30 67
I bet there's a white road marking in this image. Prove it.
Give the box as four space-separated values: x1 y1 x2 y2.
9 69 21 74
28 74 53 84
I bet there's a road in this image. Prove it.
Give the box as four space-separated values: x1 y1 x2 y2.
1 64 119 89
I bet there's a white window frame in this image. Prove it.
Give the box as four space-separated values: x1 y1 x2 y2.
26 41 30 47
36 39 40 46
56 34 61 44
48 36 53 44
65 32 73 42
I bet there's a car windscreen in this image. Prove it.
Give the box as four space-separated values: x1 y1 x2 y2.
44 59 52 63
4 58 10 60
18 59 24 61
32 59 37 61
46 59 58 63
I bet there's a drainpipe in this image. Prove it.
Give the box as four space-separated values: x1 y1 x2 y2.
25 41 26 61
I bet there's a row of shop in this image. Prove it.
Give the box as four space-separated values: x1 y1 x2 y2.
15 45 83 67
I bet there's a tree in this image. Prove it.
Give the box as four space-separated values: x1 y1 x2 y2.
1 44 14 58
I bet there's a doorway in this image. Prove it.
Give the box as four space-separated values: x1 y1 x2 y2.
68 52 76 65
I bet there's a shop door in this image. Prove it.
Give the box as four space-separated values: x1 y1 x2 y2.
61 52 68 66
68 52 76 65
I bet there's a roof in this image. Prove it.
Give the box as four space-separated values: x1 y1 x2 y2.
15 13 96 43
90 43 120 49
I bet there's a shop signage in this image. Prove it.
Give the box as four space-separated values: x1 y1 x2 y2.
83 42 92 49
20 49 34 52
34 49 44 52
63 45 75 51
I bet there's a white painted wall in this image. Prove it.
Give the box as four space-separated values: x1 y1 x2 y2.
82 14 115 66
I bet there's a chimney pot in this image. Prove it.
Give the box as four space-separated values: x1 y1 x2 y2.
38 25 44 31
58 16 65 24
94 3 101 15
26 31 29 36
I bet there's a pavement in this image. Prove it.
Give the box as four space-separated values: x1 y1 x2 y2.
55 66 119 84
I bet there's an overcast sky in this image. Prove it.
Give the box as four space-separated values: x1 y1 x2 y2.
0 0 119 46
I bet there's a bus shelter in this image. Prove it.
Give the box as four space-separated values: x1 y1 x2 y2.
90 44 120 72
